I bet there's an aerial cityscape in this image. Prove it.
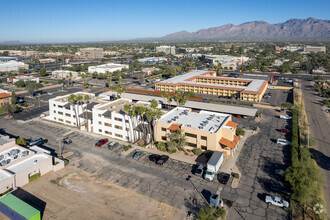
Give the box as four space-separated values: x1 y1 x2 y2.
0 0 329 220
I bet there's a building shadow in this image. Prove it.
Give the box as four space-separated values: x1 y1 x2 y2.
310 148 330 171
201 189 212 204
0 128 19 140
195 150 213 164
11 187 47 219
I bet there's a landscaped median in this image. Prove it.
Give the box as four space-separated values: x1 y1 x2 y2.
283 89 326 219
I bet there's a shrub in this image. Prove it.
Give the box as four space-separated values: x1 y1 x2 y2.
157 142 166 151
0 188 13 197
233 173 240 178
16 137 27 146
193 148 203 156
253 126 259 131
44 81 48 84
58 156 69 166
167 149 177 154
124 145 132 151
29 173 41 182
236 127 245 136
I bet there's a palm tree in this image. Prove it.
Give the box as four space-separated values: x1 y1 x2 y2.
76 94 83 129
131 106 139 142
150 99 158 109
174 91 180 107
123 104 133 143
161 91 167 109
83 94 90 131
68 94 78 127
166 93 172 110
69 72 73 87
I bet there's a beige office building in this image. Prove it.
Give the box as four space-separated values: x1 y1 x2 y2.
303 45 326 53
80 48 104 59
154 107 239 156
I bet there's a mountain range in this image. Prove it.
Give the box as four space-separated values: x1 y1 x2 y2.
161 17 330 41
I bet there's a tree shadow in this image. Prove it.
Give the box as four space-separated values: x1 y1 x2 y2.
11 187 47 219
309 148 330 171
195 150 213 164
201 189 212 204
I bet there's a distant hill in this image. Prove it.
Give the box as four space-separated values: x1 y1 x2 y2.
162 17 330 41
0 40 24 45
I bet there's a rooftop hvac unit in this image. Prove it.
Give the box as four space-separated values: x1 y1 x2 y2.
186 124 191 127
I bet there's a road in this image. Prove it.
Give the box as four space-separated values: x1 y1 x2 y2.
301 81 330 218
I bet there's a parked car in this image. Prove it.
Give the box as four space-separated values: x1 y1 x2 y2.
156 155 169 165
242 115 248 119
275 169 284 175
278 129 290 134
149 154 160 162
133 151 144 160
28 138 48 146
194 164 204 177
217 172 230 184
270 185 291 195
95 138 108 147
236 115 241 118
265 195 289 208
108 141 118 149
277 139 291 145
280 115 292 119
62 137 72 145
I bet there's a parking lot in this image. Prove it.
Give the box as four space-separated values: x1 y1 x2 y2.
262 88 293 107
0 106 292 219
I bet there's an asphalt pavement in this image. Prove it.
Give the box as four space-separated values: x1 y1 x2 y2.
301 81 330 218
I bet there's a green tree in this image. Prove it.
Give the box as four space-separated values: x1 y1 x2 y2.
25 81 37 97
14 80 25 88
16 137 27 146
215 63 222 76
11 91 17 104
167 129 186 153
236 127 245 136
39 68 47 76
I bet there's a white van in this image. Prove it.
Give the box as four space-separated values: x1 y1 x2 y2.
277 139 291 145
280 115 292 119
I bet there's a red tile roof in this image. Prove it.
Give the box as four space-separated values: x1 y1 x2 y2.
219 135 239 149
226 121 238 128
0 93 11 99
168 124 181 131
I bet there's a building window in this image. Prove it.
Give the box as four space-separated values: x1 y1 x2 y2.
99 129 102 133
98 114 102 117
104 123 112 127
58 119 63 122
58 105 63 108
114 117 122 122
58 111 63 115
201 145 207 150
115 133 123 138
105 131 112 135
65 120 71 124
201 136 207 140
115 125 123 130
125 120 129 123
185 133 197 138
98 121 102 125
54 117 56 120
161 127 166 132
65 113 71 117
187 142 197 147
161 136 166 141
53 104 56 107
53 110 56 113
126 128 129 131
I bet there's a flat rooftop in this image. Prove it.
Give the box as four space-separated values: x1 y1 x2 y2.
96 99 150 114
159 107 229 133
6 154 48 174
0 135 14 146
101 91 258 116
157 70 267 93
0 170 11 181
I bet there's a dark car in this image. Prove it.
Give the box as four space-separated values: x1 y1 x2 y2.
156 155 169 165
217 172 230 184
278 129 290 134
62 137 72 145
95 138 108 147
149 154 161 162
270 184 291 195
195 164 204 177
28 138 48 146
133 151 144 160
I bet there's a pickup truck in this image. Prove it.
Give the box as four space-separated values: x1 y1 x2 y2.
28 138 48 146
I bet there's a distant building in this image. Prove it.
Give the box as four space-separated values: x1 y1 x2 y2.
156 46 176 55
155 70 268 102
79 48 104 59
303 45 326 53
154 107 239 155
137 57 167 63
0 61 28 72
275 46 282 51
103 51 119 56
0 89 11 108
52 70 79 79
88 63 129 74
7 75 39 84
39 58 56 63
141 67 159 75
283 46 302 52
0 57 17 62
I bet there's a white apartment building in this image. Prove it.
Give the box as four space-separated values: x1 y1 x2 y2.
156 46 176 55
92 98 152 142
7 75 39 84
88 63 129 74
47 92 96 130
0 61 29 72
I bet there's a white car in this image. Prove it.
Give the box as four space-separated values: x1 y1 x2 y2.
277 139 291 145
280 115 292 119
265 195 289 208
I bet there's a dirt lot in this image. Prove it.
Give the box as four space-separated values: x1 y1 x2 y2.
3 166 186 220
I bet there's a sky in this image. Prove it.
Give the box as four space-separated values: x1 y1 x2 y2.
0 0 329 43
